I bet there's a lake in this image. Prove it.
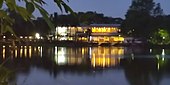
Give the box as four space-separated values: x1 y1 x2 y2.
1 45 170 85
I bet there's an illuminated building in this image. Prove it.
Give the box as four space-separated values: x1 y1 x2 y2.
55 24 124 44
55 26 85 41
89 24 124 44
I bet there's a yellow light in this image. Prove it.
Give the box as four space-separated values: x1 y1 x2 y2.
157 63 160 70
20 47 23 57
15 49 17 58
29 46 32 58
3 47 5 59
29 36 33 39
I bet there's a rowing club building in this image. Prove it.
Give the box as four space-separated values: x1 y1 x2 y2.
55 24 124 45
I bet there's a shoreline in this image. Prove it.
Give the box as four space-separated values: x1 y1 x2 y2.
0 40 170 48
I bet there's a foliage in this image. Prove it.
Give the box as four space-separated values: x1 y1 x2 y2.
153 3 164 17
10 11 123 36
53 11 123 26
149 29 170 45
0 0 73 36
0 66 12 85
129 0 155 14
0 0 73 84
122 0 164 39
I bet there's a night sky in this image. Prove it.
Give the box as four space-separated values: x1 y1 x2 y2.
40 0 170 18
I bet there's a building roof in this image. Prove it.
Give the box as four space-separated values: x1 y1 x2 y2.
89 24 121 27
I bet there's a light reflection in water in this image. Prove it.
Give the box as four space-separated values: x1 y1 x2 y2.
29 46 32 58
89 47 92 58
15 47 17 58
20 46 23 57
55 47 67 65
40 46 42 57
52 46 124 68
1 46 124 68
2 45 43 58
3 46 5 59
155 49 167 71
24 46 27 57
54 47 88 65
1 46 170 85
162 49 165 55
91 47 124 68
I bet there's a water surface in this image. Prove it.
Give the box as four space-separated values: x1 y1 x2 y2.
1 46 170 85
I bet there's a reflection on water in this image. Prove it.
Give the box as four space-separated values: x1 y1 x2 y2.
1 45 124 68
54 47 89 65
91 47 124 68
1 45 170 85
1 45 43 59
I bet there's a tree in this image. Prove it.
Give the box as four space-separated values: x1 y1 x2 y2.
122 0 164 40
153 3 164 17
129 0 155 14
0 0 73 37
122 9 154 38
149 29 170 45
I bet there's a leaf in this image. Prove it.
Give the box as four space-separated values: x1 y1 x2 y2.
6 0 15 4
62 2 75 16
26 2 35 14
34 3 55 30
0 0 3 8
0 10 14 25
39 9 55 30
16 6 31 21
54 0 63 12
0 10 6 18
6 2 15 10
34 0 46 5
5 25 17 38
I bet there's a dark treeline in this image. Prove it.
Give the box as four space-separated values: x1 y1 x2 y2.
122 0 170 45
53 11 123 26
9 11 123 37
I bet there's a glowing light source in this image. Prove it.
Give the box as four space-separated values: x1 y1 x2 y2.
29 36 33 39
3 36 6 39
150 49 152 53
162 49 165 55
56 27 67 36
35 33 40 39
163 36 165 39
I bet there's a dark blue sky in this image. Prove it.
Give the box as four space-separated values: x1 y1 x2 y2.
40 0 170 18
